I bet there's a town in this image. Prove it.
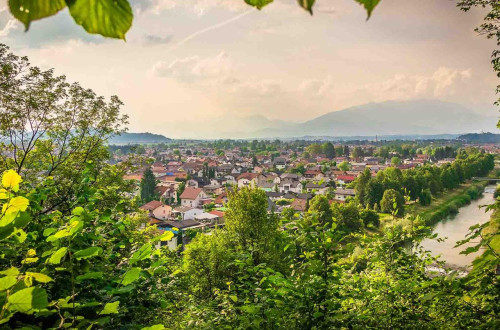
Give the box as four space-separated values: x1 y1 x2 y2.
115 138 498 249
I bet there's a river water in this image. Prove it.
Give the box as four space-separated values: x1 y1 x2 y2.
420 185 496 267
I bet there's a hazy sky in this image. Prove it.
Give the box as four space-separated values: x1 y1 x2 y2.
0 0 498 138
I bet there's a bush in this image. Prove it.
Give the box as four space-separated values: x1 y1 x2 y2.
380 189 405 216
360 209 380 228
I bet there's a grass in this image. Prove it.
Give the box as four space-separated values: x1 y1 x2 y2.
412 182 487 225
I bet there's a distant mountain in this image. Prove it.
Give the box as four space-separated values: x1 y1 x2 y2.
108 132 171 144
458 132 500 143
244 100 497 138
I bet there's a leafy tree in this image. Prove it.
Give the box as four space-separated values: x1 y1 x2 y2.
225 186 281 266
338 161 350 171
355 168 372 206
140 168 157 203
322 142 336 159
391 156 402 166
380 189 405 216
331 200 363 232
360 209 380 228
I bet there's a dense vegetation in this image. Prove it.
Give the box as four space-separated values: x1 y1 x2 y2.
1 44 499 328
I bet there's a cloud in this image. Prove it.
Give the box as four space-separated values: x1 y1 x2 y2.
143 34 174 45
137 0 248 16
151 51 234 84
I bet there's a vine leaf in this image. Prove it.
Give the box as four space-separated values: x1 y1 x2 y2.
66 0 133 40
355 0 380 19
8 0 66 31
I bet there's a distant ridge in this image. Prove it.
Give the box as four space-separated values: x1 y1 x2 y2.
246 100 497 138
458 132 500 143
109 132 171 144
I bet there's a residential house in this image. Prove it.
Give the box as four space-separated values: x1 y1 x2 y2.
180 187 208 208
334 188 356 202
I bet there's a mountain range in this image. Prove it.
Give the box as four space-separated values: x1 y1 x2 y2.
223 100 498 139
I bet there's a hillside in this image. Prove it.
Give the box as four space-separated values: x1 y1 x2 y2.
245 100 497 138
108 132 171 144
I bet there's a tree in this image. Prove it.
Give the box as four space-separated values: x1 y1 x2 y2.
140 168 157 203
343 145 350 158
380 189 405 216
176 181 185 204
331 200 363 232
224 186 281 266
391 157 402 166
307 195 333 226
322 142 336 159
360 209 380 228
355 168 372 206
338 161 350 171
306 143 322 156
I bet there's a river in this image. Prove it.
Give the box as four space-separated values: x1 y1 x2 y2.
420 185 496 268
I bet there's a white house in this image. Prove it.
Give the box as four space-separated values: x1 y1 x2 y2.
180 187 208 208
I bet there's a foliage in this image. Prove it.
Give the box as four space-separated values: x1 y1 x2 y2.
6 0 381 39
140 168 157 203
380 188 405 216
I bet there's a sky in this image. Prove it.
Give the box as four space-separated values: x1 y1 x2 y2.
0 0 498 138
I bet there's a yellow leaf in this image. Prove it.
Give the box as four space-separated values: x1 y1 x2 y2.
0 189 8 199
2 170 22 192
26 272 53 283
27 249 36 257
2 196 29 214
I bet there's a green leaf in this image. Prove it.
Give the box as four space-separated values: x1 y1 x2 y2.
0 276 17 290
121 267 141 286
355 0 380 19
48 247 68 264
72 206 84 216
66 0 133 39
76 272 103 283
8 0 66 30
297 0 315 15
100 301 119 315
26 272 53 283
245 0 273 10
8 287 48 312
0 267 19 276
73 247 102 260
142 325 165 330
229 295 238 303
130 243 152 265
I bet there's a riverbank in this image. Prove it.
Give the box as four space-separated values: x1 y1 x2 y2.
420 185 496 267
413 181 487 226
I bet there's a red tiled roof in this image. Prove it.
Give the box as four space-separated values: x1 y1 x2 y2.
140 200 163 211
180 187 203 200
209 210 225 217
237 172 259 180
337 175 356 182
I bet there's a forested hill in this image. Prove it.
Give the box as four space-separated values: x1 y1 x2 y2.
458 132 500 144
109 132 171 144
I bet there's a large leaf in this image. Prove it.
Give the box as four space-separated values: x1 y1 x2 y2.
245 0 273 10
26 272 53 283
76 272 103 283
8 287 48 312
66 0 133 39
297 0 315 15
100 301 119 315
130 243 152 265
8 0 66 30
355 0 380 19
73 247 102 260
48 247 68 264
121 267 141 286
0 276 17 290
